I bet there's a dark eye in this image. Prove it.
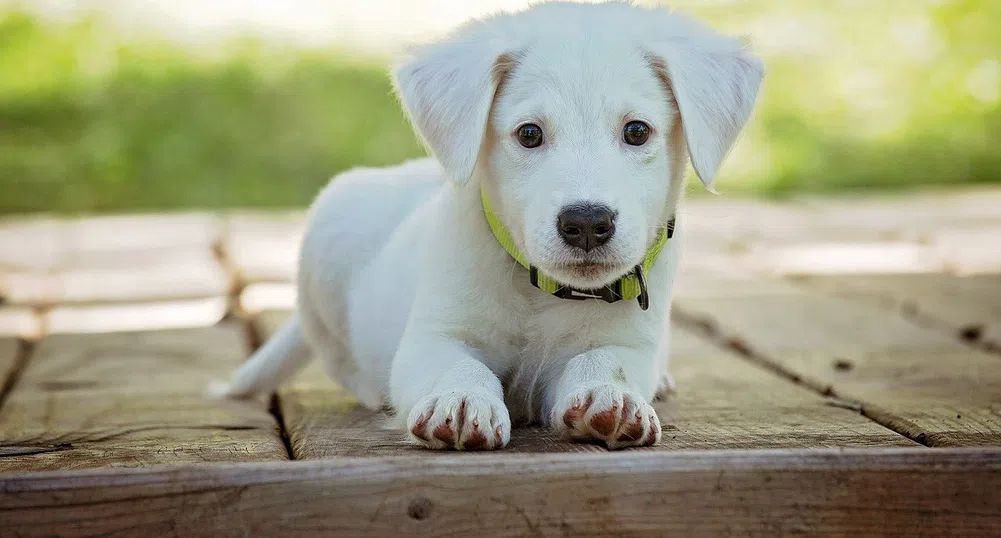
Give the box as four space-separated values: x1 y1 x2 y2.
623 121 650 146
517 124 544 148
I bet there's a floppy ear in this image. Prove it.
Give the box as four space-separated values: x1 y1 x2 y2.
648 38 764 189
392 36 514 185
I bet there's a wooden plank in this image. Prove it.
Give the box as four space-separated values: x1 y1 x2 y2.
797 187 1001 239
1 448 1000 537
796 274 1001 349
676 279 1001 446
747 240 943 275
681 189 1001 278
44 297 229 335
0 323 288 472
1 249 230 306
223 212 304 283
931 227 1001 275
0 213 221 273
257 309 912 457
239 282 297 314
0 307 43 339
0 217 64 272
663 326 914 450
0 336 19 394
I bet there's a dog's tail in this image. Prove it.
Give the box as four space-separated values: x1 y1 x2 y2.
209 313 312 399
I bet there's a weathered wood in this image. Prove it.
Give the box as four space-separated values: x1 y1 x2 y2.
223 212 304 283
0 324 288 471
1 249 230 306
239 282 297 314
0 307 42 339
0 217 63 272
44 297 229 335
676 281 1001 446
796 274 1001 348
1 448 999 537
749 241 943 275
0 214 221 274
931 226 1001 275
256 309 912 457
662 327 914 450
0 337 20 396
797 188 1001 239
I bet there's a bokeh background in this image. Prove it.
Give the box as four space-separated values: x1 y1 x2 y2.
2 0 999 214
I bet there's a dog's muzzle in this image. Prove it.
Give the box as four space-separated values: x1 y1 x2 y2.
482 185 675 311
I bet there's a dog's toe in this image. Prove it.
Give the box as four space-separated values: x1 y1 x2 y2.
407 391 510 450
554 385 660 449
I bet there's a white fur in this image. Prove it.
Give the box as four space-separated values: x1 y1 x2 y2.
216 1 763 450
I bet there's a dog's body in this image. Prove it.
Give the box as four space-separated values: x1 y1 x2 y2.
219 1 763 450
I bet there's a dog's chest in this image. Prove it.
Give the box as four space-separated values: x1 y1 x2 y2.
501 284 639 363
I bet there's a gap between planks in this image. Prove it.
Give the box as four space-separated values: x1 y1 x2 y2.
0 338 33 412
671 274 1001 448
216 237 297 461
789 274 1001 357
670 306 931 447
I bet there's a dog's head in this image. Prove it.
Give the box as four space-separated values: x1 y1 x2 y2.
393 1 763 290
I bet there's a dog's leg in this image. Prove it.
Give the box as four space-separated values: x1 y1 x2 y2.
547 346 661 450
392 336 511 450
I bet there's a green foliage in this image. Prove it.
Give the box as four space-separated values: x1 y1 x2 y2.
0 10 423 213
1 2 999 213
674 0 1001 195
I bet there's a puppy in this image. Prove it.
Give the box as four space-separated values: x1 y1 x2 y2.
217 1 763 450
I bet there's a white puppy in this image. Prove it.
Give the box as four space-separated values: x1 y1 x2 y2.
218 1 763 450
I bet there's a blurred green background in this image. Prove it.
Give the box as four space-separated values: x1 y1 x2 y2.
1 0 998 214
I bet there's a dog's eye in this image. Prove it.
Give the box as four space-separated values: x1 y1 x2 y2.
517 124 544 148
623 121 650 146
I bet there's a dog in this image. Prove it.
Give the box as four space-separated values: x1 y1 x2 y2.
216 0 763 450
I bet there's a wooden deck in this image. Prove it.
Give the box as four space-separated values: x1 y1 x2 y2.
1 189 1000 536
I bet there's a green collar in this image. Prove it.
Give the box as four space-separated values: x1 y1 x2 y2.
481 186 675 310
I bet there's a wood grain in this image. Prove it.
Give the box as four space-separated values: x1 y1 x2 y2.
795 274 1001 349
257 309 913 458
662 327 915 450
677 282 1001 446
1 448 999 537
0 323 288 471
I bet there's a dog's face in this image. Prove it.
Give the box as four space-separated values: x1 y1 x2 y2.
485 39 678 289
394 2 764 289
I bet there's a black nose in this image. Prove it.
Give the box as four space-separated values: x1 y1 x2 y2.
557 205 616 252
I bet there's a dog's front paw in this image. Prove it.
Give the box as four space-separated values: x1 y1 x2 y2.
553 385 661 449
407 391 511 450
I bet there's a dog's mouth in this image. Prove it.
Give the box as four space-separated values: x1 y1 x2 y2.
564 262 618 280
545 258 635 289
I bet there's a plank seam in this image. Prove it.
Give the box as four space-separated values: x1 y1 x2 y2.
790 275 1001 358
242 312 295 460
269 393 295 460
211 238 244 320
0 339 34 411
216 235 296 460
671 308 931 447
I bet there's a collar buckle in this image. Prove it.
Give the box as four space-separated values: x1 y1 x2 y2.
633 264 650 311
